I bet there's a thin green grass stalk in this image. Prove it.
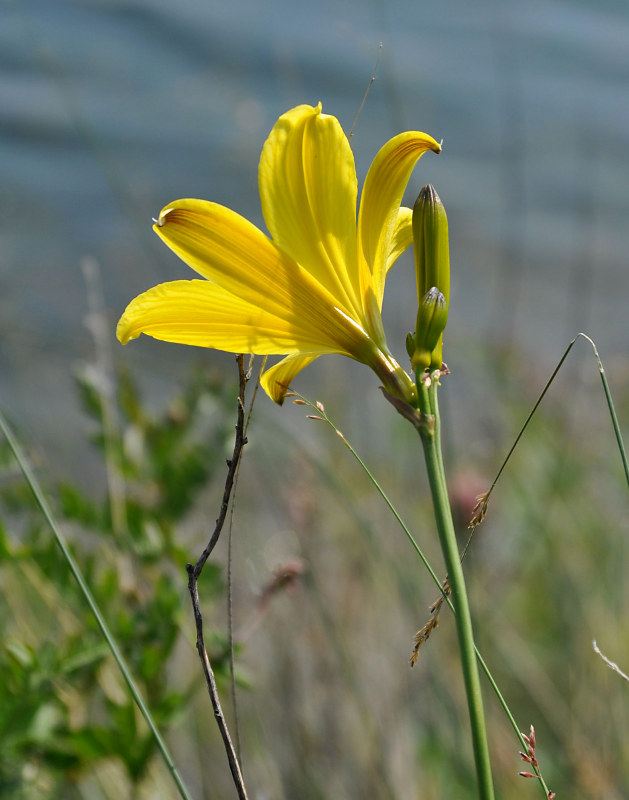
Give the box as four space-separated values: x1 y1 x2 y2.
472 333 628 531
580 333 629 491
416 376 494 800
295 392 552 798
0 407 193 800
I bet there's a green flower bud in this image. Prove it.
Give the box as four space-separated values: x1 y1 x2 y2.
412 185 450 372
412 184 450 306
412 287 448 372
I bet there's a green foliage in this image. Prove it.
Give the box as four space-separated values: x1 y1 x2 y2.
2 343 628 800
0 366 236 799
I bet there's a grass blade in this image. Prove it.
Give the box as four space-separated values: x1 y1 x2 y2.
0 406 194 800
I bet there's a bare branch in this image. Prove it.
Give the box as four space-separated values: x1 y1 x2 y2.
186 354 250 800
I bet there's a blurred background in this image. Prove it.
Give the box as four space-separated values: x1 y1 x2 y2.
2 0 629 798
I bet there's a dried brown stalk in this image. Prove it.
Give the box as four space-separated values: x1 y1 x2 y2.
186 354 250 800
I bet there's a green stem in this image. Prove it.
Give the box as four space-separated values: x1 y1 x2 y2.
294 391 551 797
0 408 193 800
581 334 629 491
416 376 495 800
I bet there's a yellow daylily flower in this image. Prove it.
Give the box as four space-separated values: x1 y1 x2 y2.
117 104 441 404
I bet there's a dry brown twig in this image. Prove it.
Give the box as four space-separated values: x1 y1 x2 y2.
186 354 250 800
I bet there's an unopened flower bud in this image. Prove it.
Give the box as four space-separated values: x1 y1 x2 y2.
412 287 448 371
413 184 450 303
412 185 450 372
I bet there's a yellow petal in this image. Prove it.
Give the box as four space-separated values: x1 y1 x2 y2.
117 280 345 354
358 131 441 308
260 353 320 404
259 104 363 318
386 206 413 274
152 199 370 356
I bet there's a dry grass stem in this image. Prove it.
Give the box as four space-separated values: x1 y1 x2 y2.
592 639 629 683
